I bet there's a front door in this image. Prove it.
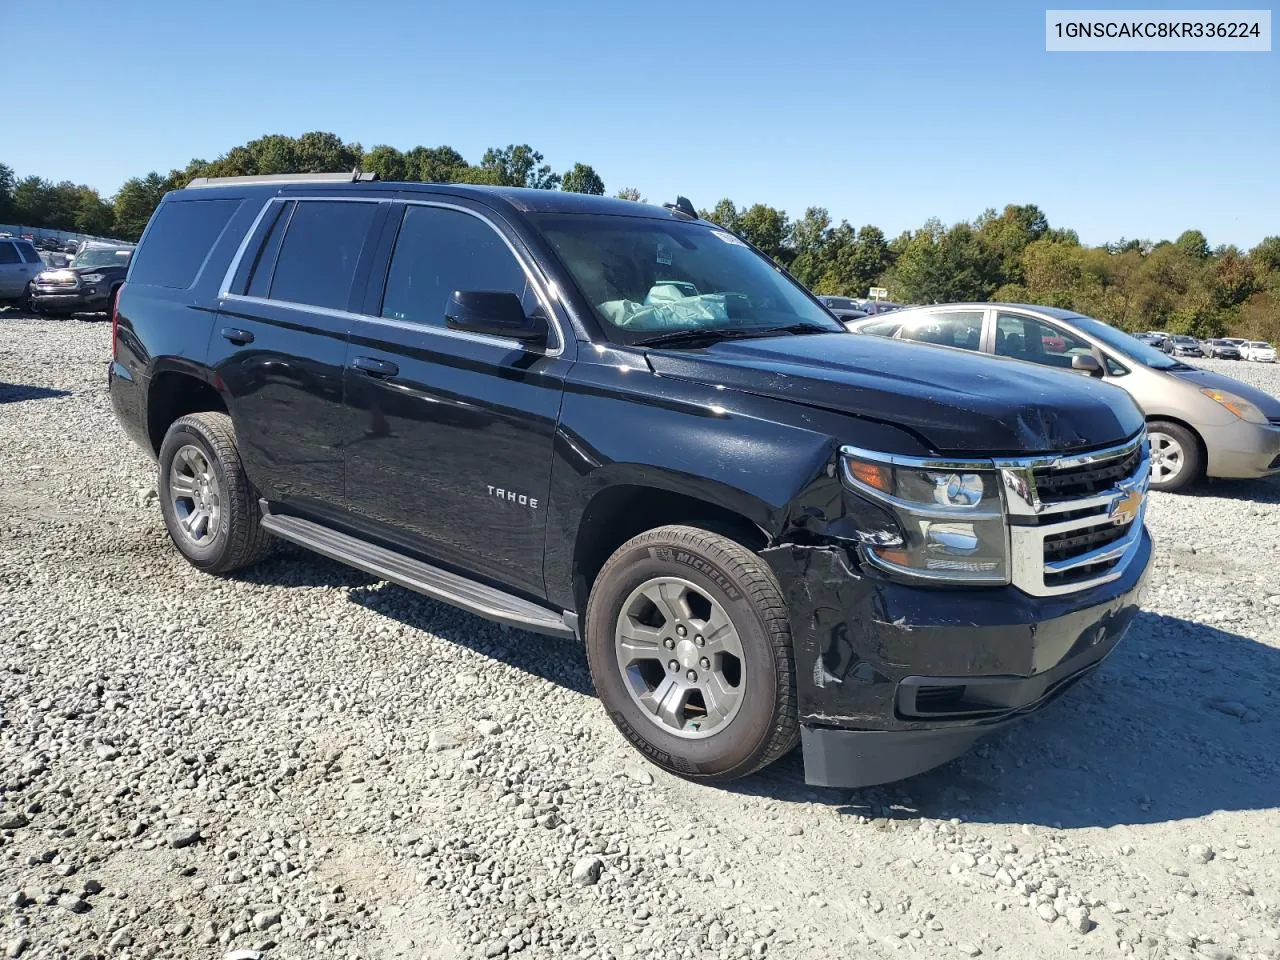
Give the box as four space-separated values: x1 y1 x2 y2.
344 201 570 597
209 197 387 511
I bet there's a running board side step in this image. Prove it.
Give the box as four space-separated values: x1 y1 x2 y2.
258 507 576 640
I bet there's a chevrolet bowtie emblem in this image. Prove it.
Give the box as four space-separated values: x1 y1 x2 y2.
1108 487 1144 526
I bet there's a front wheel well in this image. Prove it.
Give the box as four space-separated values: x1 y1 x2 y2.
571 485 769 616
1145 415 1206 456
147 372 227 455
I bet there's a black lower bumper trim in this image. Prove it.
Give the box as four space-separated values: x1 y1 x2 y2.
801 724 992 789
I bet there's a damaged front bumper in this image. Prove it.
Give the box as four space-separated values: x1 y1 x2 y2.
762 528 1152 788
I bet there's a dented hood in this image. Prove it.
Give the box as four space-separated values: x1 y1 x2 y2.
645 333 1145 455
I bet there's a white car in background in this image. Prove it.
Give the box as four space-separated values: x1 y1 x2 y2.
1243 341 1277 363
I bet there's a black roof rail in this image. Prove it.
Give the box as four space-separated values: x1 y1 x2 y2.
184 167 379 189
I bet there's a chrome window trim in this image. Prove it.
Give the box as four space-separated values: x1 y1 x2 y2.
217 195 567 358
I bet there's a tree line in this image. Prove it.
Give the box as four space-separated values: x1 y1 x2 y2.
3 131 1277 341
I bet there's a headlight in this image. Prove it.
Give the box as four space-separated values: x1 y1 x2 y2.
1200 387 1267 424
80 273 104 283
841 448 1009 584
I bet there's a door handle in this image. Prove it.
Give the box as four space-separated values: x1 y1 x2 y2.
220 327 255 345
352 356 399 378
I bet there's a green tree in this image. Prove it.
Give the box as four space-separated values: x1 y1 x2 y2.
1249 236 1280 279
1175 229 1210 259
561 163 605 195
479 144 560 189
736 204 790 262
12 176 53 226
700 199 740 232
405 145 466 183
362 145 408 181
886 220 999 303
787 207 832 288
0 162 14 221
112 173 170 241
614 187 644 202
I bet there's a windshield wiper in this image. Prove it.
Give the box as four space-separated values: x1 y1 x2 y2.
635 323 833 349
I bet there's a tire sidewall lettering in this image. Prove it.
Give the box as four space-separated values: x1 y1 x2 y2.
646 546 741 602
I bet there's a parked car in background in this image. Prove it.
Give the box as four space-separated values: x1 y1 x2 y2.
855 298 905 316
816 296 868 322
1202 339 1242 360
848 304 1280 492
1222 337 1250 355
1164 335 1203 357
1136 332 1168 349
1243 341 1277 363
38 251 73 269
29 242 134 316
0 236 45 307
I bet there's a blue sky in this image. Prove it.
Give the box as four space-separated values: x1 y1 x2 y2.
7 0 1276 248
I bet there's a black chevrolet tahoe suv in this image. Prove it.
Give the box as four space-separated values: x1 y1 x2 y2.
109 172 1153 788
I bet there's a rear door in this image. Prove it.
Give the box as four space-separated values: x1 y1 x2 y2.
210 196 389 512
342 199 571 597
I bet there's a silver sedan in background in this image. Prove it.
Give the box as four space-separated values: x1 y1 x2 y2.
847 304 1280 492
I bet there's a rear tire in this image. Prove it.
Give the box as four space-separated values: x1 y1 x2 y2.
1147 420 1203 492
157 412 274 573
584 525 799 783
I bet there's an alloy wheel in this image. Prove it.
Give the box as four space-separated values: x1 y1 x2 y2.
168 444 221 546
614 576 746 739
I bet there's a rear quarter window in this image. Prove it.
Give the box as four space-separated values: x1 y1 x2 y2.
129 199 242 289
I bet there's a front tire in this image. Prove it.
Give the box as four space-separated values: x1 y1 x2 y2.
584 525 799 782
1147 420 1203 492
157 412 273 573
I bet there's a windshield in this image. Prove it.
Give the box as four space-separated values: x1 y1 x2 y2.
532 214 842 343
1068 315 1184 369
71 247 132 269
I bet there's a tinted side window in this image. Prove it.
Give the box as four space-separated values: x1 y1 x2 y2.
16 243 42 264
895 310 985 350
243 202 294 299
857 318 903 337
995 313 1092 369
269 201 378 310
0 243 19 264
129 199 241 288
381 205 532 328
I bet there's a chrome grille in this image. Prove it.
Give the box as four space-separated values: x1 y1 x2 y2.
1004 434 1150 597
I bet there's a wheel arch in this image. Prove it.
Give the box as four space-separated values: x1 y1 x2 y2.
146 367 229 455
1145 414 1207 482
569 480 774 619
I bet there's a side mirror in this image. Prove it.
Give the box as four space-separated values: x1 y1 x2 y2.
445 291 548 347
1071 354 1104 377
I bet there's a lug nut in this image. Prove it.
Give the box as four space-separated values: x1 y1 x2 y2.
676 625 687 638
695 635 704 646
668 660 679 672
699 657 710 670
686 670 698 682
663 637 675 649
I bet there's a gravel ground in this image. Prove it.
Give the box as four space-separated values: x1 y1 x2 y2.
2 313 1279 960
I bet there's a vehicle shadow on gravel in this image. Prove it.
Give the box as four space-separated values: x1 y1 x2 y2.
0 382 70 404
245 543 597 696
242 546 1278 827
1194 475 1280 504
731 611 1280 829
